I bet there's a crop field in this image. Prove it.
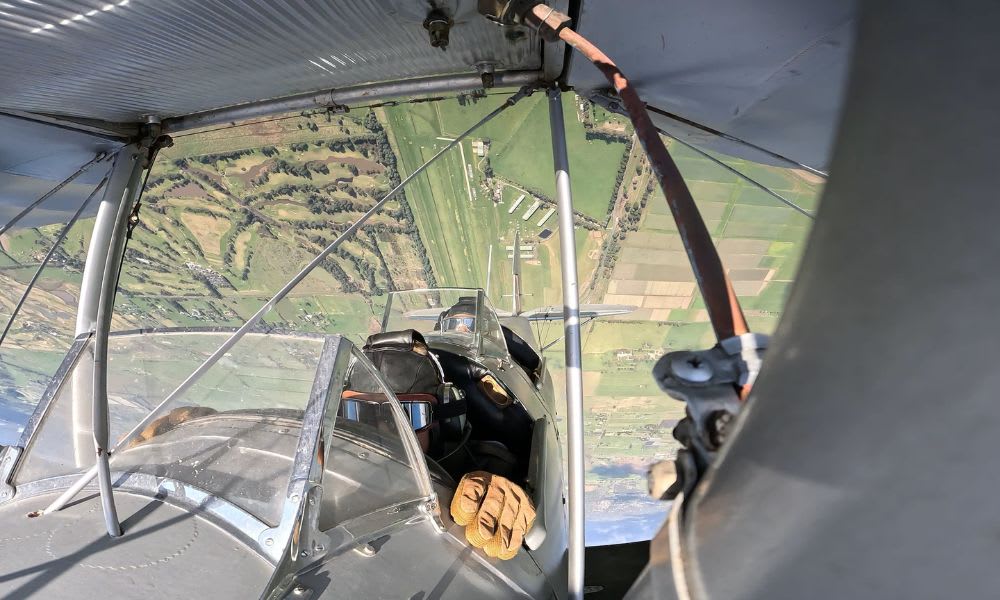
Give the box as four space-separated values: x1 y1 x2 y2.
601 140 821 348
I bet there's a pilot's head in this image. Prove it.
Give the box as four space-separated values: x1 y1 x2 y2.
440 297 478 334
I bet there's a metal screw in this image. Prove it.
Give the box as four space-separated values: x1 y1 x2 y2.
423 9 453 50
264 537 274 546
672 354 713 383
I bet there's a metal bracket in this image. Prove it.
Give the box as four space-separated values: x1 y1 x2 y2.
651 333 768 500
0 445 22 504
475 61 498 89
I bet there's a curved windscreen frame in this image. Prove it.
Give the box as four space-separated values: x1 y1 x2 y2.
382 288 509 361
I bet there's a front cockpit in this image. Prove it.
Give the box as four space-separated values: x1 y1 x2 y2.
338 288 546 485
381 288 510 361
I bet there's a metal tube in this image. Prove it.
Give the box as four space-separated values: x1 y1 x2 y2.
162 70 542 134
0 174 110 347
657 129 815 220
548 87 586 600
46 86 534 514
72 146 142 468
0 152 109 237
0 109 136 141
92 147 150 537
75 148 142 335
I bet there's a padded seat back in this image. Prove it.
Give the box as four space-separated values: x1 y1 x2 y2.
342 329 465 457
348 329 443 396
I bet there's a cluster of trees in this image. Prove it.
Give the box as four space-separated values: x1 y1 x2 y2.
305 195 366 215
147 172 186 189
585 130 631 144
590 168 657 290
363 110 438 288
339 247 382 295
324 135 377 156
363 230 395 293
322 256 359 293
590 230 621 289
191 148 256 165
192 272 224 298
222 208 258 271
195 174 230 195
620 197 647 233
604 138 635 223
252 158 320 182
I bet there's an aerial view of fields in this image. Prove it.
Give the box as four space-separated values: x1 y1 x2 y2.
0 88 820 544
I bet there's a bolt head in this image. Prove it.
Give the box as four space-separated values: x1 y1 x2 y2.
672 355 713 382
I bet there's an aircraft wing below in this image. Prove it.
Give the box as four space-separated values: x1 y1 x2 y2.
520 304 637 321
401 308 444 321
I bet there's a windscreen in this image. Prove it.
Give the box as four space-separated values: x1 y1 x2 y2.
321 351 430 531
383 288 482 350
16 330 327 527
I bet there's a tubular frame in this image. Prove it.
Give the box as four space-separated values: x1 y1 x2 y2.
548 86 586 600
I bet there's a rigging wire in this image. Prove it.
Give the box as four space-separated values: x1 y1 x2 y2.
644 104 829 179
0 171 111 346
111 142 166 303
0 150 117 237
657 128 816 220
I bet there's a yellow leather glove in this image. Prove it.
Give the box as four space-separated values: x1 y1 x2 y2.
450 471 536 560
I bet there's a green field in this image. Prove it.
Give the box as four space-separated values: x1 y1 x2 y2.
403 92 629 223
382 97 606 311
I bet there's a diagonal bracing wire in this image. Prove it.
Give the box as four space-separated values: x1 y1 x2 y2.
0 172 111 347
